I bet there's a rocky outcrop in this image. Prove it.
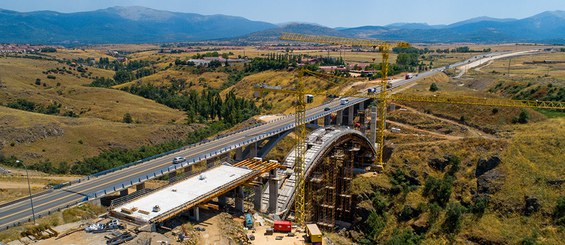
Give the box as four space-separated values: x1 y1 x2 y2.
477 168 505 194
475 156 501 177
524 196 541 216
0 123 64 149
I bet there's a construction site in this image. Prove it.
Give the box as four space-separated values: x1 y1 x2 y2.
1 29 564 245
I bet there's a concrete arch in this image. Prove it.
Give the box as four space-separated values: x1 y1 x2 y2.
263 127 376 217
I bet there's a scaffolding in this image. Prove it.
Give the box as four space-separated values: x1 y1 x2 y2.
306 140 359 230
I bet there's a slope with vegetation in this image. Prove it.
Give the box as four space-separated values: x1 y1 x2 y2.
337 52 565 244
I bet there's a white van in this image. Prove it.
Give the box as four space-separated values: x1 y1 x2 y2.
340 98 349 105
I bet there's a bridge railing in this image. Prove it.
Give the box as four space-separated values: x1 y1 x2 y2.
53 98 367 192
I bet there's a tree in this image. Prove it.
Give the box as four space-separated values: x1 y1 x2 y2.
429 83 439 92
122 113 133 123
113 70 134 84
35 78 41 85
513 109 530 124
443 202 465 234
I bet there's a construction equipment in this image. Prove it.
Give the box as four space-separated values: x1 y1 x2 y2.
281 33 410 165
254 69 330 227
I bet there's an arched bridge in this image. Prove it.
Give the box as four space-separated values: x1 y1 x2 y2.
259 127 376 228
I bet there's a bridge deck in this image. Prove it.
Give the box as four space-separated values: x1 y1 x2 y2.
110 159 281 224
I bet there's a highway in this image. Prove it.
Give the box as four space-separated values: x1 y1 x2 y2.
0 49 537 230
0 97 368 230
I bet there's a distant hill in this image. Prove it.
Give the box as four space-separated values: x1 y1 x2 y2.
344 11 565 43
0 7 565 44
235 23 346 42
0 6 276 44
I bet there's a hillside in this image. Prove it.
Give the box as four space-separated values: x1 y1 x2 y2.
0 106 201 165
335 51 565 244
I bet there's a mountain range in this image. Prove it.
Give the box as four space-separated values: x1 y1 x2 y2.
1 6 565 44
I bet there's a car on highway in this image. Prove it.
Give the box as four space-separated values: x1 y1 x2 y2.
172 156 186 164
324 107 331 111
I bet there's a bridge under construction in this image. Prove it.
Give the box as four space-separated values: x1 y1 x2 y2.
107 127 375 230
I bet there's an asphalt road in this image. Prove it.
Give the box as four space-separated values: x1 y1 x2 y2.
0 97 367 230
0 49 535 230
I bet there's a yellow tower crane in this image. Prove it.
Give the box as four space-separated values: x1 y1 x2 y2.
281 33 409 165
253 69 335 226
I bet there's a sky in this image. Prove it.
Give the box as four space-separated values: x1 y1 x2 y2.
1 0 565 27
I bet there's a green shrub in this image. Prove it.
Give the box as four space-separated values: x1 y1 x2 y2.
423 175 453 207
365 211 387 241
442 202 466 234
554 196 565 226
429 82 439 92
470 196 489 217
385 228 421 245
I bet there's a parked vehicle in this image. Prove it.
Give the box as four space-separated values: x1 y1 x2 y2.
245 213 253 228
306 224 323 245
273 220 292 233
306 94 314 103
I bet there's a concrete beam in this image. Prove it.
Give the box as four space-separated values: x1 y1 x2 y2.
268 169 278 213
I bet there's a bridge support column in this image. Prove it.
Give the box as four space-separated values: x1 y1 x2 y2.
359 111 366 134
336 110 343 125
359 101 364 111
247 142 258 158
268 169 279 213
194 206 200 221
218 195 227 208
120 189 129 196
169 171 177 183
235 186 244 212
235 147 243 161
324 115 331 126
90 198 102 206
370 106 377 147
136 182 145 192
254 184 263 212
184 165 192 175
348 106 354 126
219 153 230 163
